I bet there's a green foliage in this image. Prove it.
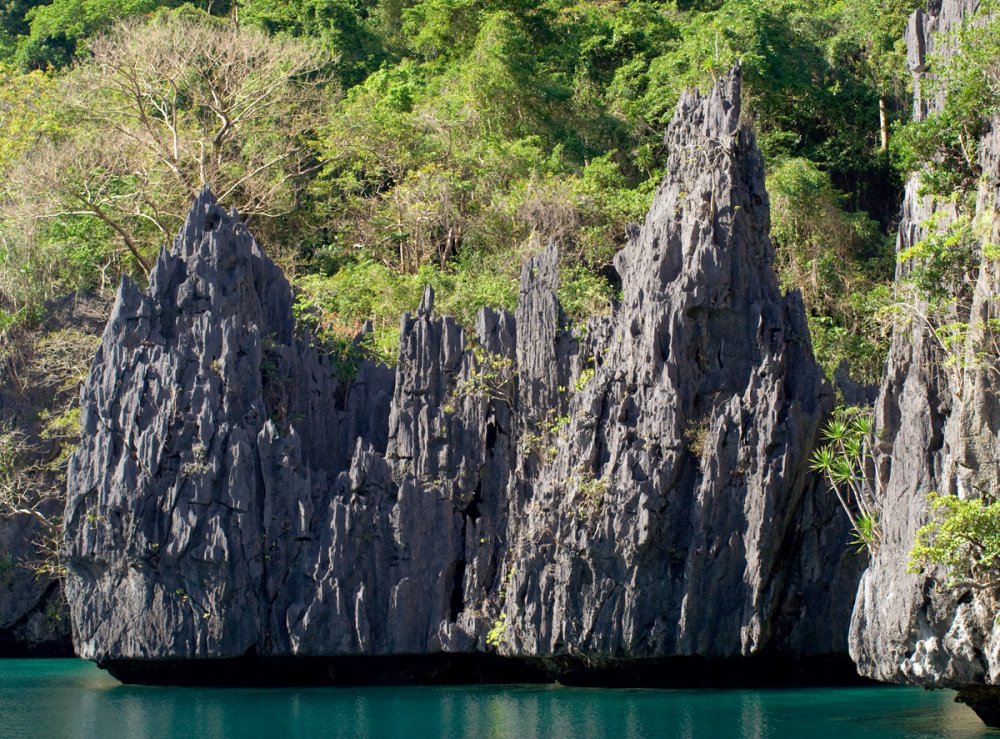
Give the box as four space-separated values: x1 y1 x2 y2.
892 6 1000 197
0 0 923 387
572 469 610 521
452 345 517 405
0 304 101 576
181 442 211 476
909 492 1000 589
1 215 123 308
485 611 506 648
0 63 60 170
768 157 894 382
520 408 569 463
807 285 894 384
684 416 710 460
0 427 30 508
241 0 386 87
826 0 915 96
292 293 381 382
1 11 332 308
810 406 882 553
898 212 979 304
15 0 176 69
39 405 81 442
557 266 615 324
295 254 519 363
894 207 1000 387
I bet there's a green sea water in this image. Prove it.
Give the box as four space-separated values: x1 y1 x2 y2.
1 659 998 738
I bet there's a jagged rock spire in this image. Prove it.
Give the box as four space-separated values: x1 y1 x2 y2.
498 66 852 662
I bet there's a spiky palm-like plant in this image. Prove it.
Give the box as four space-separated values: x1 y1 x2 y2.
810 407 883 553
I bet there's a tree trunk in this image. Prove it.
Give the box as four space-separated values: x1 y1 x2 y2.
879 97 888 153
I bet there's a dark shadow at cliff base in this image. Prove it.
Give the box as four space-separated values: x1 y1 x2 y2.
0 631 74 658
99 653 874 689
101 654 551 687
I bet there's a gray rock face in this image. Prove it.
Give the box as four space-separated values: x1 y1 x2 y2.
65 69 860 679
849 0 1000 719
498 71 858 665
64 192 394 660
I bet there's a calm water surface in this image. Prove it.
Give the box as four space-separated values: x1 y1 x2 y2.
1 659 998 738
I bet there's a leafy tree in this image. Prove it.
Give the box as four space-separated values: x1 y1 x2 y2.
0 62 59 171
909 492 1000 590
0 0 45 58
826 0 919 153
16 0 173 69
240 0 387 87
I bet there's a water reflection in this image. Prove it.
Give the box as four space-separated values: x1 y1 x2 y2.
1 660 998 739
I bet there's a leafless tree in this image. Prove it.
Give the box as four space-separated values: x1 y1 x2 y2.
3 12 334 295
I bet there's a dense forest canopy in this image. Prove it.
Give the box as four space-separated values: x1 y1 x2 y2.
0 0 926 378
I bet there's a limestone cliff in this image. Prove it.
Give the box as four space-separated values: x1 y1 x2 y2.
848 0 1000 725
497 72 860 669
63 68 862 684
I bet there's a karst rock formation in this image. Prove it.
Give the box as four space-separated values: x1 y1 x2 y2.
10 0 997 728
63 67 864 685
848 0 1000 725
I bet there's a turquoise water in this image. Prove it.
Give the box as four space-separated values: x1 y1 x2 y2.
1 660 998 738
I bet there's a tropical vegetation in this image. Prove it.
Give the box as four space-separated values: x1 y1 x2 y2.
0 0 927 381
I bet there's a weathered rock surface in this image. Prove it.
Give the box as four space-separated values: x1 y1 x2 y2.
849 0 1000 724
64 191 394 660
64 68 862 683
498 71 860 667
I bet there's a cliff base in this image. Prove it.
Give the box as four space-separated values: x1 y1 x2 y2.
99 654 872 689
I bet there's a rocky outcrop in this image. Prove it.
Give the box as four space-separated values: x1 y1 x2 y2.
64 68 862 684
63 190 395 661
497 72 859 669
848 0 1000 724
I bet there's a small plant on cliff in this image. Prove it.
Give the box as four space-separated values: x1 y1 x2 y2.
810 406 882 553
571 470 611 521
180 442 210 477
452 345 516 406
521 410 570 463
908 492 1000 590
574 366 595 392
684 416 710 460
486 612 507 648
